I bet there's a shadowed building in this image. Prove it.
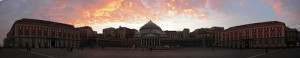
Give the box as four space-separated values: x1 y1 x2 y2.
103 26 137 39
137 20 167 47
190 27 224 47
4 18 80 48
103 27 116 38
221 21 288 48
77 26 100 47
285 27 299 48
164 31 182 39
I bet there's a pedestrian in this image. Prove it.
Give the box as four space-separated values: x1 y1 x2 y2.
26 47 29 52
70 48 73 52
212 47 214 52
29 47 31 52
265 47 268 53
0 46 2 52
67 48 69 52
150 48 153 52
240 46 243 51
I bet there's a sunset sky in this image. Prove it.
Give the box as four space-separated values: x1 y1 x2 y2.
0 0 300 45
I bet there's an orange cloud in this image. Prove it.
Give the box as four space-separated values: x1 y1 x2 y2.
272 2 282 14
29 0 230 26
263 0 300 29
239 2 244 7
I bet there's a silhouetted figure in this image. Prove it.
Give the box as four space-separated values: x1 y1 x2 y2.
240 46 243 51
66 48 69 52
26 48 29 52
212 47 214 52
265 47 268 53
150 48 153 51
29 47 31 52
70 48 73 52
101 46 105 50
0 47 2 52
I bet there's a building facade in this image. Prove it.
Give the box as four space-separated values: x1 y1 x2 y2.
183 28 190 38
103 26 137 39
138 20 166 47
77 26 100 47
210 27 224 47
4 18 80 48
221 21 286 48
103 27 116 38
190 27 224 47
164 31 183 38
285 27 299 47
99 20 215 47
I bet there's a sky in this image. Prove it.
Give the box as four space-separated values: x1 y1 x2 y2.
0 0 300 46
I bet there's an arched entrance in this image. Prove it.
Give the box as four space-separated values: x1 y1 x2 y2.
51 40 55 48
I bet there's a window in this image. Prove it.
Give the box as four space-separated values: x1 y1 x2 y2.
258 33 262 38
44 31 48 37
18 30 22 35
253 29 256 32
25 31 29 36
278 27 281 30
38 31 42 36
271 27 274 31
265 28 268 32
259 28 262 32
259 40 262 44
52 31 55 37
265 40 268 44
32 31 35 36
272 39 275 44
253 34 256 38
278 39 281 43
19 25 21 29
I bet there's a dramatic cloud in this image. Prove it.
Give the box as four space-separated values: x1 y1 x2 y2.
262 0 300 28
0 0 232 45
20 0 231 26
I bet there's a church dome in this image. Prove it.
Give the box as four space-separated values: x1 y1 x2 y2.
140 20 162 30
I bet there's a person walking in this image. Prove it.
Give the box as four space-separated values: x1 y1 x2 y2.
26 47 29 52
70 48 73 52
29 47 31 52
0 46 2 52
150 48 153 52
265 47 268 53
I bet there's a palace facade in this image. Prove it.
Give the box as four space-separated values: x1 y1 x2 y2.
4 18 80 48
221 21 292 48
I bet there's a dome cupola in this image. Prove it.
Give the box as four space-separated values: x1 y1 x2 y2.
140 20 162 30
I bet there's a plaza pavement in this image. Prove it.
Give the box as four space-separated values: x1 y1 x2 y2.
0 47 299 58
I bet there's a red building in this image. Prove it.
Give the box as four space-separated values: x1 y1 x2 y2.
77 26 98 40
221 21 286 48
4 18 80 48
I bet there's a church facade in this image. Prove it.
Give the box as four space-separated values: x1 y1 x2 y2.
134 20 166 47
100 20 209 47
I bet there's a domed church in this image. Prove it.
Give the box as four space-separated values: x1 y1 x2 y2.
134 20 167 47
